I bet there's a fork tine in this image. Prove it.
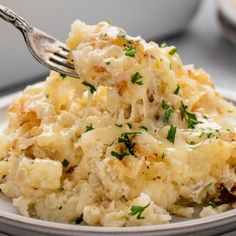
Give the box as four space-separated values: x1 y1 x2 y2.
58 45 69 52
49 56 75 69
53 50 69 59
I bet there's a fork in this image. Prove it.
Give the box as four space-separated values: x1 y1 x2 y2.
0 5 79 78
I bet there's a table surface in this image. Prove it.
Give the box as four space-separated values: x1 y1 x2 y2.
166 0 236 90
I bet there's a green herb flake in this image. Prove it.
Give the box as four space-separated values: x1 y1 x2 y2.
166 126 177 144
82 81 96 94
169 46 177 55
85 124 94 132
117 30 126 38
128 202 150 219
161 100 170 109
161 100 173 123
139 126 148 131
161 152 166 159
124 46 136 57
60 73 66 79
203 115 208 119
118 132 141 155
162 108 173 123
75 216 83 224
180 101 188 120
46 94 49 98
105 61 111 65
58 206 63 210
62 159 69 168
127 123 132 129
111 151 129 160
189 141 196 145
104 141 115 147
187 112 198 129
131 72 143 85
181 101 199 128
208 201 217 208
115 124 123 128
173 85 180 95
161 42 168 48
207 132 213 138
199 131 205 138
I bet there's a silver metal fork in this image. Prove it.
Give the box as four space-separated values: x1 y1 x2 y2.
0 5 79 78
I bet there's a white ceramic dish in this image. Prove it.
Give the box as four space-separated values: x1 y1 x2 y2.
218 0 236 45
218 0 236 26
0 87 236 236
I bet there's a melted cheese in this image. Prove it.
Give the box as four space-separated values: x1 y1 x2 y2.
0 20 236 226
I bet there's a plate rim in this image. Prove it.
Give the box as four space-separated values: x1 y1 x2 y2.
0 207 236 234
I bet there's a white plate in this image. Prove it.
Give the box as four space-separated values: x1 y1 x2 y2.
0 88 236 236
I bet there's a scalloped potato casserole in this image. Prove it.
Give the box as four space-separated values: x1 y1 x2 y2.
0 21 236 226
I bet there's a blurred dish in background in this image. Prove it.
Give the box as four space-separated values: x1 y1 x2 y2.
218 0 236 45
0 0 201 91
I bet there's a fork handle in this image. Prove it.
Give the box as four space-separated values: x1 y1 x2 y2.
0 5 32 33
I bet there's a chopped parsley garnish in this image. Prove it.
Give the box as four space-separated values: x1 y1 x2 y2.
115 124 123 128
161 152 166 159
180 101 188 120
60 73 66 79
162 100 170 109
62 159 69 168
189 141 196 145
104 141 115 147
111 151 129 160
162 108 173 123
139 126 148 131
118 132 141 155
105 61 110 65
199 131 205 138
169 46 177 55
117 30 126 38
46 94 49 98
202 115 208 119
166 126 177 144
207 132 213 138
187 112 198 129
75 216 83 224
208 201 217 208
161 42 168 48
85 124 94 132
128 202 150 219
131 72 143 85
174 85 180 95
82 81 96 94
124 46 136 57
58 206 63 210
181 101 199 129
161 100 174 123
127 123 132 129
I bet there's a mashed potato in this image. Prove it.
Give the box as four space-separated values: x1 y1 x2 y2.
0 20 236 226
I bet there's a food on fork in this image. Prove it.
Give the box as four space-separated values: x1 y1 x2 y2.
0 20 236 226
